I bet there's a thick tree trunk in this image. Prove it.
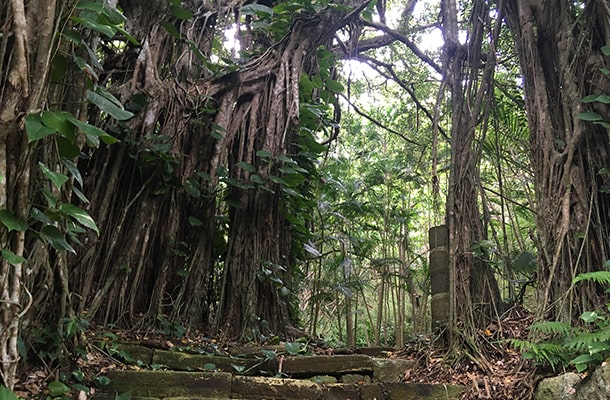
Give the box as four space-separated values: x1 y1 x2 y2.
209 12 348 338
506 0 610 321
442 0 503 349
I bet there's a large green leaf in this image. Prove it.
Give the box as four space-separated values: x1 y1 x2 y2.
0 209 27 232
25 113 55 143
59 203 99 234
86 89 134 120
67 115 119 145
41 226 76 254
240 3 273 17
41 110 76 140
71 16 116 38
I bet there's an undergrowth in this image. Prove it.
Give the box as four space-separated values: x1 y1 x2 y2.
510 266 610 372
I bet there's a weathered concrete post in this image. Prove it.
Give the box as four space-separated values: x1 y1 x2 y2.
429 225 449 332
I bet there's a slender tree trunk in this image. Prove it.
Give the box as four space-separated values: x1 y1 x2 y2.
0 0 62 388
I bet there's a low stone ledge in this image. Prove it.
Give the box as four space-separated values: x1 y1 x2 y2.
372 358 415 382
151 349 251 372
382 382 465 400
232 376 323 399
102 370 233 398
281 354 374 377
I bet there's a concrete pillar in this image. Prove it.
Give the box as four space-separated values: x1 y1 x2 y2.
429 225 449 331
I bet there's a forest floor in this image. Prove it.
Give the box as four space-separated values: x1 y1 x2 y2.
15 306 548 400
402 306 542 399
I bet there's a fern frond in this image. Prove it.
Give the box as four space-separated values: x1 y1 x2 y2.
508 339 571 371
573 271 610 285
529 321 573 337
567 326 610 351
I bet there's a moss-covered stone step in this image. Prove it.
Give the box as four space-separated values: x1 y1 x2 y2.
114 344 414 382
92 370 465 400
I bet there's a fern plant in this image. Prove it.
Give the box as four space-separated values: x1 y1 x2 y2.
510 266 610 372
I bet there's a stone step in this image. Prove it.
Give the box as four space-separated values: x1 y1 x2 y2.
92 370 465 400
115 344 414 382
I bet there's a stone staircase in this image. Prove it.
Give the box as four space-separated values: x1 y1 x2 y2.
92 343 464 399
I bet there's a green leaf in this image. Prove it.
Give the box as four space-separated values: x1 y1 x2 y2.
240 3 273 17
170 4 194 19
60 203 99 234
62 30 82 44
325 79 344 93
115 391 132 400
250 174 265 184
256 149 272 159
86 89 134 120
0 209 27 232
26 113 55 142
71 16 117 38
261 349 276 359
570 353 596 365
284 342 301 356
188 216 203 226
602 46 610 56
232 364 246 373
48 381 70 397
61 158 83 187
95 375 111 385
51 54 69 82
0 385 19 400
41 226 76 254
56 136 81 158
235 162 256 173
161 21 181 39
269 176 287 185
41 111 76 140
76 1 104 12
578 112 603 121
582 94 610 104
39 162 69 189
68 116 119 145
73 187 90 204
581 311 599 323
1 249 26 266
598 168 610 176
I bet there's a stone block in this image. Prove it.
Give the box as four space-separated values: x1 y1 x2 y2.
103 370 232 398
372 358 414 382
232 376 323 399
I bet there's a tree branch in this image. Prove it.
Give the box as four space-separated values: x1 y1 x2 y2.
354 54 449 140
339 93 421 146
359 19 443 75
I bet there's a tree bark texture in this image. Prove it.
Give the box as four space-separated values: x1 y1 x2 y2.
442 0 503 348
0 0 62 389
506 0 610 321
64 0 361 340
